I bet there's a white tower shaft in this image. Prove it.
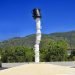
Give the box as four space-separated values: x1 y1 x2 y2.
34 18 41 63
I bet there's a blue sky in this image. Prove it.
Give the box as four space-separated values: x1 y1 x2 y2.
0 0 75 40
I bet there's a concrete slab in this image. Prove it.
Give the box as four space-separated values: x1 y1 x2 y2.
0 63 75 75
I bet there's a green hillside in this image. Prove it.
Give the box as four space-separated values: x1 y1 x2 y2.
0 31 75 49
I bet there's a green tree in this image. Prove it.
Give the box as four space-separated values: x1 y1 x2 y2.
1 46 34 62
40 39 68 62
40 38 54 61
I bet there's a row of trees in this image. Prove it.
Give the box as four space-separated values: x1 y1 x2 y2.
0 47 34 62
0 39 75 62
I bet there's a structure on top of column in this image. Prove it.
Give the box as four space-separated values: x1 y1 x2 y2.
33 8 41 19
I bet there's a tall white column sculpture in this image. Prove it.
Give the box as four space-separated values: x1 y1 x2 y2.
33 8 42 63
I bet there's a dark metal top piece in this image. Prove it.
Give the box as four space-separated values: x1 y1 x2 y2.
32 8 41 19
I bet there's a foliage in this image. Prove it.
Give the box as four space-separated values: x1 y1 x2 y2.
0 31 75 62
40 39 68 62
68 50 75 61
1 46 34 62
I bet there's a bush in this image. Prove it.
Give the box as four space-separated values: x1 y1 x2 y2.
40 39 68 62
1 46 34 62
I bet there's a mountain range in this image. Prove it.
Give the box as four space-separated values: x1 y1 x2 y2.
0 31 75 49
